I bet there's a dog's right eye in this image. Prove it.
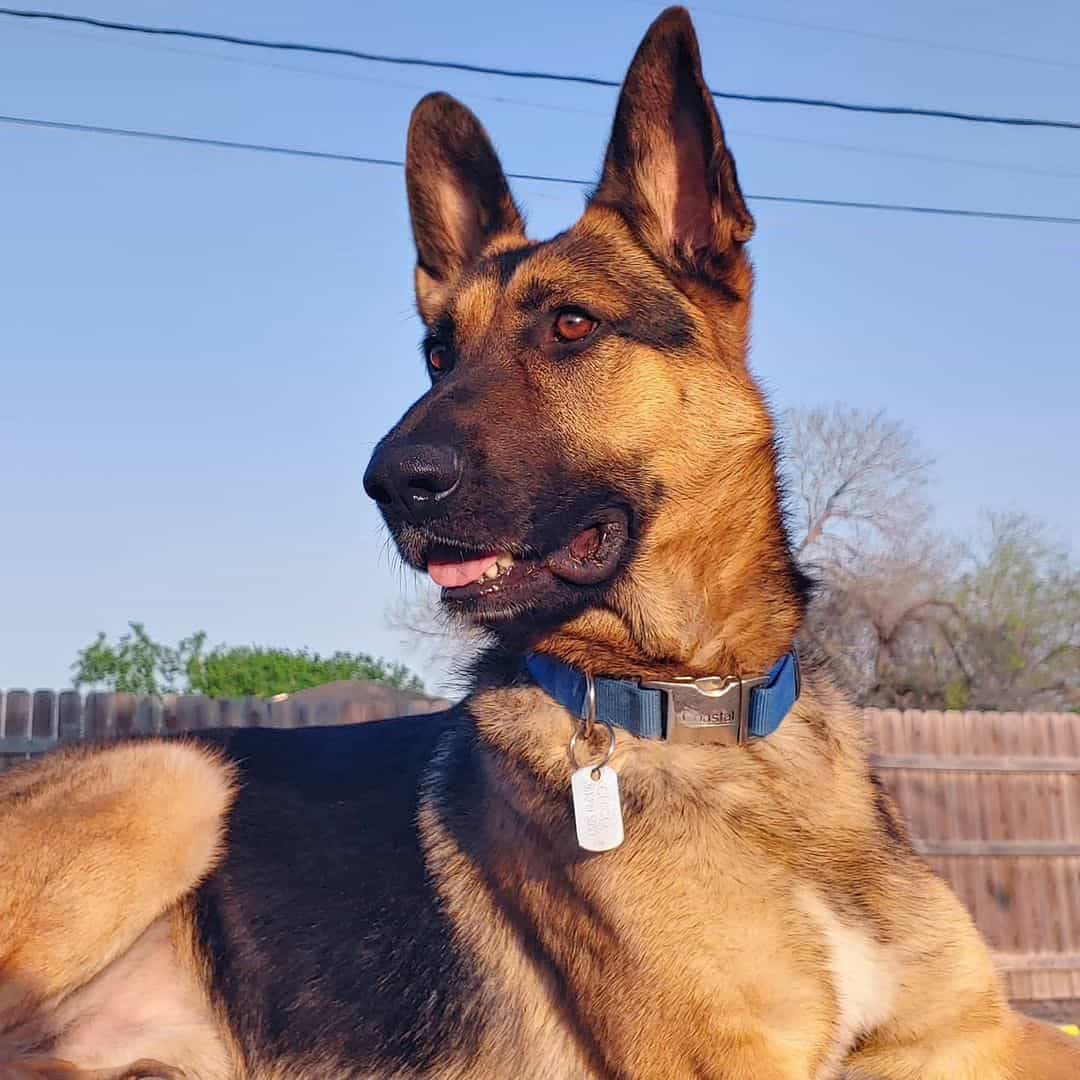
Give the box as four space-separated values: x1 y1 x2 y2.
427 344 454 377
553 310 598 344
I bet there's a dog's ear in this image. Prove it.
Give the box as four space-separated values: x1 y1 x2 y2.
591 7 754 280
406 93 525 322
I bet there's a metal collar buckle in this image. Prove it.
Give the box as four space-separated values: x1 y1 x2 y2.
639 673 769 745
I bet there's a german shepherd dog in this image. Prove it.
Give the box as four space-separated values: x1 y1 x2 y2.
2 9 1077 1079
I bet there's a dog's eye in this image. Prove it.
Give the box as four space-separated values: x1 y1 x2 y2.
553 310 598 344
427 344 454 376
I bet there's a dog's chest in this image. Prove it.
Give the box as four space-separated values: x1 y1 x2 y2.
796 888 900 1078
454 773 903 1076
483 843 896 1078
430 804 838 1074
405 708 903 1078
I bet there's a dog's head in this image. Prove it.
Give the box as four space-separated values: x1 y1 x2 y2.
365 7 807 677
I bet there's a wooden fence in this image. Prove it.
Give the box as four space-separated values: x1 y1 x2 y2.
865 708 1080 1016
2 693 1077 1014
0 683 448 769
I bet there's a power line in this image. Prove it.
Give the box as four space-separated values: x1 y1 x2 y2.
0 113 410 170
1 7 1077 133
12 17 1078 185
6 15 611 120
745 193 1080 226
14 16 1080 186
4 112 1079 227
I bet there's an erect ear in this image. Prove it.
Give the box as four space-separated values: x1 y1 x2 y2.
406 92 525 323
590 7 754 281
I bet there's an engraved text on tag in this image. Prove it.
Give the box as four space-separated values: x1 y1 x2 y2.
571 765 624 852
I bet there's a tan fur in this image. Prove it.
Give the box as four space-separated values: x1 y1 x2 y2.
414 675 1076 1079
797 889 900 1077
456 679 936 1077
391 8 1080 1063
22 912 233 1080
0 742 236 1076
2 7 1079 1079
522 218 794 678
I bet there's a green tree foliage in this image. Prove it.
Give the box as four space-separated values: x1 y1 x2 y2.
848 514 1080 711
188 645 422 698
73 622 193 696
72 624 423 697
947 513 1080 711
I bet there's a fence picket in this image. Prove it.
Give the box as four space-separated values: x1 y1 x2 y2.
58 690 83 742
161 694 179 733
243 697 270 728
0 690 31 770
269 697 295 728
5 690 30 739
85 691 115 738
113 693 136 736
175 694 199 731
134 696 160 734
218 698 242 727
32 690 55 739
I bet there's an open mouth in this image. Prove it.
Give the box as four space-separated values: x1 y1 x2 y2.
425 510 629 618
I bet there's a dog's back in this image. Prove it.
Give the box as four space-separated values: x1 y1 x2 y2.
192 715 481 1073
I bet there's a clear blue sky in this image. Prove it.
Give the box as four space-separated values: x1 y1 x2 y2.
1 0 1077 692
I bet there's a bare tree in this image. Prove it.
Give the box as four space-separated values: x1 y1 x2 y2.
781 405 953 703
809 539 963 707
783 405 933 566
783 408 1079 711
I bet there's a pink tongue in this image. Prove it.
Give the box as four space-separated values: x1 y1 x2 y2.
427 553 500 589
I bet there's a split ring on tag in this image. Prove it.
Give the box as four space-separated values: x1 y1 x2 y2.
568 671 614 772
568 717 616 777
583 666 597 739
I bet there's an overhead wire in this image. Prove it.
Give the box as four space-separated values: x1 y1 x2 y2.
0 7 1077 131
4 112 1079 227
9 16 1078 184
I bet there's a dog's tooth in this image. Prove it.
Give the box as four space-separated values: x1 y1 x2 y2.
481 564 501 581
496 554 514 569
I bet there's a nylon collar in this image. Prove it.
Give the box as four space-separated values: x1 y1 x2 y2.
526 650 800 746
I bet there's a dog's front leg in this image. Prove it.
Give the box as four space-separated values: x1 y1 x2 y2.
845 1011 1080 1080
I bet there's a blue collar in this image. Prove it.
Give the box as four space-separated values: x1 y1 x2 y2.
526 650 800 746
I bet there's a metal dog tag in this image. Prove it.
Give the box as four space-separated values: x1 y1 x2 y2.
571 765 624 852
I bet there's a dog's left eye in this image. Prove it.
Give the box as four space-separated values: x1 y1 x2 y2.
426 343 454 376
553 309 598 343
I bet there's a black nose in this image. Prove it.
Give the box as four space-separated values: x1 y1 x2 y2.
363 442 463 523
